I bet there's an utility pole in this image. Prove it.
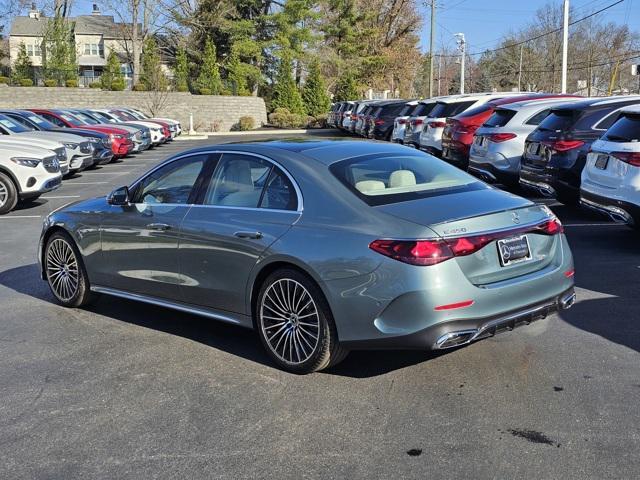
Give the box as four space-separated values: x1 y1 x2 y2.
428 0 436 98
561 0 569 93
437 54 442 96
518 44 524 91
455 33 466 94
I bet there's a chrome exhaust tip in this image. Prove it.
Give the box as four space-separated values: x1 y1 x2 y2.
435 330 477 349
560 291 576 310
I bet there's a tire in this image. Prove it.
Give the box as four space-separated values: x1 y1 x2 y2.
0 172 18 215
44 231 95 307
256 268 348 374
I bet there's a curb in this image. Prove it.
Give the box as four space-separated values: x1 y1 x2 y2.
182 128 333 137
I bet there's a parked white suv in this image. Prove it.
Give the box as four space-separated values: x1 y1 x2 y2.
419 93 527 156
469 98 582 185
580 105 640 229
0 144 62 214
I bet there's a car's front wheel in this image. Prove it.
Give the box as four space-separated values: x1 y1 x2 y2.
45 231 94 307
0 172 18 215
256 269 348 374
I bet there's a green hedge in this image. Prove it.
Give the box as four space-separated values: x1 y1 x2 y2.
19 78 33 87
65 79 78 88
132 83 147 91
0 76 9 85
89 82 102 89
44 79 57 87
238 116 255 131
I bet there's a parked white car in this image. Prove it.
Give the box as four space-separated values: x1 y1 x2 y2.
391 100 419 143
419 93 527 156
580 105 640 229
0 143 62 214
468 98 583 185
92 109 166 145
121 108 182 137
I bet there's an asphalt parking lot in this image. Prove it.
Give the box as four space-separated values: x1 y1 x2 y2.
1 132 639 479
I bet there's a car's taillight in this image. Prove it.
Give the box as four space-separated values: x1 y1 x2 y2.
429 121 447 128
542 139 584 152
374 119 385 125
488 133 517 143
398 119 407 125
369 239 454 266
350 114 357 121
370 218 563 266
412 119 424 126
610 151 640 167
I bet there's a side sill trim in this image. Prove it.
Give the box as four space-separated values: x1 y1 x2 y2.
90 285 249 327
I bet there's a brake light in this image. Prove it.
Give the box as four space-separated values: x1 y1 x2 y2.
488 133 517 143
374 119 385 125
429 121 447 128
351 114 357 121
369 217 563 266
398 119 407 125
542 139 584 152
369 239 454 266
434 300 474 311
610 151 640 167
412 119 424 126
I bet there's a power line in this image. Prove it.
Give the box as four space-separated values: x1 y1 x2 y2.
438 0 625 58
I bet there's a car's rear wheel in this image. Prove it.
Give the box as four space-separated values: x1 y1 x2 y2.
256 269 348 374
0 172 18 215
45 231 94 307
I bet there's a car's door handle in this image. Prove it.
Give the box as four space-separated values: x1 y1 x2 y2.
147 223 171 231
234 231 263 239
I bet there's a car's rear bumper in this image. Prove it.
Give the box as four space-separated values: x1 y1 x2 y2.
579 189 639 226
342 287 575 350
468 162 519 185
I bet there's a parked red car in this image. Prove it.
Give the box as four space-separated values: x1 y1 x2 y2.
441 94 581 169
28 109 135 158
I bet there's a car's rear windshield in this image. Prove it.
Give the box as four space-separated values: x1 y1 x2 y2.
330 153 481 206
484 109 517 127
602 114 640 142
411 102 436 117
398 104 414 116
456 103 492 119
537 109 576 132
429 100 477 118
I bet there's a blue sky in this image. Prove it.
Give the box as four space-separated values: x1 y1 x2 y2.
418 0 636 54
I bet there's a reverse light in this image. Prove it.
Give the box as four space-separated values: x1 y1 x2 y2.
610 151 640 167
488 132 517 143
10 157 41 167
542 139 584 152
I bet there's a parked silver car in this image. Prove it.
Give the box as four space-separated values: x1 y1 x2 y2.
469 98 582 185
391 100 418 143
39 141 575 373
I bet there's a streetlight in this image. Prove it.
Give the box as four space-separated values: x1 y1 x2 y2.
454 32 465 94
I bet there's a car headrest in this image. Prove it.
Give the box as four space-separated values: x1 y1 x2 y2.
355 180 386 193
389 170 416 188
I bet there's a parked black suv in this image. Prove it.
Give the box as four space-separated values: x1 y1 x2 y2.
520 97 640 204
366 100 409 140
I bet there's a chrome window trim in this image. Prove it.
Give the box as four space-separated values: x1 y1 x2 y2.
592 107 626 131
128 149 304 213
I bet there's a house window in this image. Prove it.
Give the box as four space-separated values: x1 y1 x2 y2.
26 44 41 57
84 43 104 56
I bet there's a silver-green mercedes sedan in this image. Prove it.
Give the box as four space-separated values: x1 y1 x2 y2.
39 140 575 373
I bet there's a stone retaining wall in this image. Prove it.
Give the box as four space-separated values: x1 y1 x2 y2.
0 86 268 132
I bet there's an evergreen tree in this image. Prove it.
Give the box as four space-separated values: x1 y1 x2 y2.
333 70 358 101
302 59 330 116
140 37 167 91
225 51 254 96
174 46 189 92
271 53 305 114
101 49 125 90
42 16 77 85
195 38 222 94
12 43 33 81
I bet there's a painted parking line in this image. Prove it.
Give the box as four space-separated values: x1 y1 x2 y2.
64 181 110 185
41 195 81 199
0 215 41 219
81 171 132 174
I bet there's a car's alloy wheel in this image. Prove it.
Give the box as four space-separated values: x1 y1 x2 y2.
260 278 321 365
45 232 94 307
256 269 348 374
0 173 18 215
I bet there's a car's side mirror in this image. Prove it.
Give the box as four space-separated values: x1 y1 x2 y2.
108 186 130 205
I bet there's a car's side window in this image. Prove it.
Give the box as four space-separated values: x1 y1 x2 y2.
203 153 272 208
259 168 298 211
42 113 65 127
133 155 207 205
595 110 622 130
525 109 550 126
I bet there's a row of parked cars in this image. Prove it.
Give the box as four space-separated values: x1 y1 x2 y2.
328 93 640 229
0 107 182 214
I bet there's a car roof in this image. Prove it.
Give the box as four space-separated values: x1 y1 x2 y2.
617 104 640 114
551 96 640 111
496 97 584 112
435 92 527 104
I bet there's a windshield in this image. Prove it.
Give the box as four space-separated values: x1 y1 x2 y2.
330 153 481 206
0 115 31 133
411 102 436 117
603 114 640 142
429 100 477 119
58 113 84 127
4 114 36 131
484 109 517 127
537 109 576 132
20 113 57 130
73 112 100 124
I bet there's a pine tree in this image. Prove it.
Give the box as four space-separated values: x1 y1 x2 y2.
140 37 167 91
174 46 189 92
42 16 77 84
271 53 305 114
225 52 252 96
195 38 221 94
333 70 359 101
13 43 33 81
101 49 124 90
302 60 331 117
